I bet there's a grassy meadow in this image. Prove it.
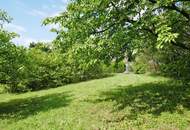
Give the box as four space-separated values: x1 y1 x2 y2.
0 74 190 130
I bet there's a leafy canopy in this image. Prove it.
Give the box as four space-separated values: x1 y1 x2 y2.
44 0 190 63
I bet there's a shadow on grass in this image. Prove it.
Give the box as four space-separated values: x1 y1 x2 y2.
91 81 190 120
0 91 73 120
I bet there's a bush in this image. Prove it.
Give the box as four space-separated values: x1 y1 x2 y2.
132 54 148 74
132 62 147 74
132 49 160 74
2 46 109 93
24 48 68 91
1 41 123 93
103 61 125 73
158 47 190 81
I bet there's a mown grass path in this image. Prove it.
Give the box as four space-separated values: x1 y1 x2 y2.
0 74 190 130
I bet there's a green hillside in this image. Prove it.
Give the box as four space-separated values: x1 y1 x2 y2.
0 74 190 130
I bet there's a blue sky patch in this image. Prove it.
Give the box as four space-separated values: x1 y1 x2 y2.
0 0 69 46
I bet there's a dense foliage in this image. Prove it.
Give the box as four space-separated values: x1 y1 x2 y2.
44 0 190 79
0 10 110 92
1 0 190 92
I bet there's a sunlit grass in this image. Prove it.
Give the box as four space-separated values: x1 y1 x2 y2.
0 74 190 130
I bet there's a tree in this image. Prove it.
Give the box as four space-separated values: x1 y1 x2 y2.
44 0 190 57
43 0 190 79
0 10 28 92
0 9 12 28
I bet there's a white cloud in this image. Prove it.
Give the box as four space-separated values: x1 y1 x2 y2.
4 23 27 33
27 9 48 18
45 23 60 31
12 36 52 47
27 9 62 18
48 24 59 29
51 11 62 17
12 36 36 46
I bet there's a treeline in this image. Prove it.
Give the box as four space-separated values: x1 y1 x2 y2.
0 18 123 92
1 0 190 92
0 10 120 93
0 38 123 92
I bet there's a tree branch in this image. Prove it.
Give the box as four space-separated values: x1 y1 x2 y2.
91 22 117 34
149 0 190 21
164 3 190 21
142 26 190 51
171 41 190 51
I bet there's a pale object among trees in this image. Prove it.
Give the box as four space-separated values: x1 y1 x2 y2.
124 56 129 74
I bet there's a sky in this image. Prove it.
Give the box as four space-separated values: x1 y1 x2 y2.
0 0 69 46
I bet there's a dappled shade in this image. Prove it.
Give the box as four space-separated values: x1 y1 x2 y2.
0 91 73 120
92 81 190 119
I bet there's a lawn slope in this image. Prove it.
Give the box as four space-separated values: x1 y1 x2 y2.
0 74 190 130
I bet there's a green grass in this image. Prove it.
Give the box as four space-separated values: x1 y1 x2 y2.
0 74 190 130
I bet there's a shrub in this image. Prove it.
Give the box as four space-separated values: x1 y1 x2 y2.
158 47 190 81
103 61 125 73
132 54 148 74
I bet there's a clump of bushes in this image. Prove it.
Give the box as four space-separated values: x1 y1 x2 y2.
0 42 109 93
158 47 190 81
131 51 160 74
132 56 147 74
103 61 125 73
131 45 190 83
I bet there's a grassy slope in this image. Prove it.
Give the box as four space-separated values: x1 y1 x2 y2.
0 74 190 130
